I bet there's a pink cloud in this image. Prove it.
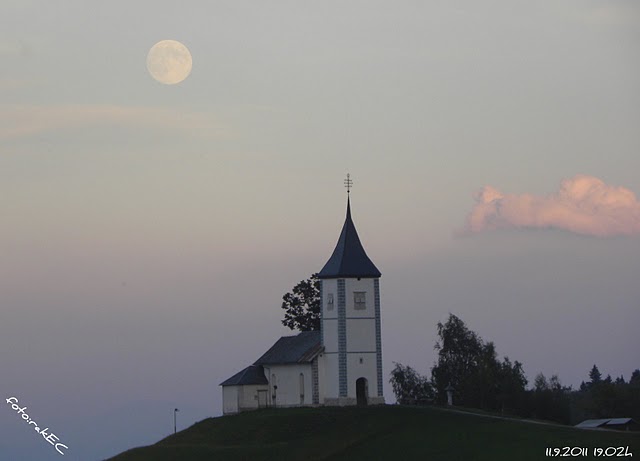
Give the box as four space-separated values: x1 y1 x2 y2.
463 175 640 237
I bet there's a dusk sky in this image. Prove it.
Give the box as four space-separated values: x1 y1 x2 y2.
1 1 639 460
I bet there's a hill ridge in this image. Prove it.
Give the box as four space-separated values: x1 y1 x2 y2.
105 405 638 461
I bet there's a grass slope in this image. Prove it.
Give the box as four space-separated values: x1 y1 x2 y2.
105 405 638 461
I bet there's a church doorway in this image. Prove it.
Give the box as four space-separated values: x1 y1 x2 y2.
356 378 368 406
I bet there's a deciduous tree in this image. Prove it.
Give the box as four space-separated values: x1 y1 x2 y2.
431 314 527 411
390 363 433 404
281 273 320 331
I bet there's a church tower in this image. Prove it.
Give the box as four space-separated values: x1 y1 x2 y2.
318 176 384 405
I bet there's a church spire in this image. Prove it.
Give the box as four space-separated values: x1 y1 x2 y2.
345 173 352 221
318 175 381 279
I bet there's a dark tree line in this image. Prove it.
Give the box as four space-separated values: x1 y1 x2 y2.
571 366 640 423
390 313 639 425
522 365 640 424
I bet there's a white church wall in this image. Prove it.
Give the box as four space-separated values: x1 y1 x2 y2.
321 277 340 401
322 319 338 353
264 364 313 407
322 353 340 399
238 384 269 411
316 353 327 403
223 384 271 414
222 386 239 414
346 318 376 351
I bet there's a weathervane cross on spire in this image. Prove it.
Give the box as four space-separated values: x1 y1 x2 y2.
344 173 353 194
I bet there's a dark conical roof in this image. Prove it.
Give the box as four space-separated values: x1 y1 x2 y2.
318 197 381 279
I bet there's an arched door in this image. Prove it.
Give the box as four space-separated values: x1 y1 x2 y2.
356 377 368 406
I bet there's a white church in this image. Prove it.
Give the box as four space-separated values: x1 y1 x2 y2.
220 190 385 414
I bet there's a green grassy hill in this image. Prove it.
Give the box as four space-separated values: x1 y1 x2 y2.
105 405 638 461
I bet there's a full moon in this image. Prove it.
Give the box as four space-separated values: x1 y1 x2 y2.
146 40 192 85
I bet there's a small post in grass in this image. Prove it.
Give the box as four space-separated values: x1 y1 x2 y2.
445 384 455 406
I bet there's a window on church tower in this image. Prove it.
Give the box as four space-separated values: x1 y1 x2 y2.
327 293 334 311
354 291 366 310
